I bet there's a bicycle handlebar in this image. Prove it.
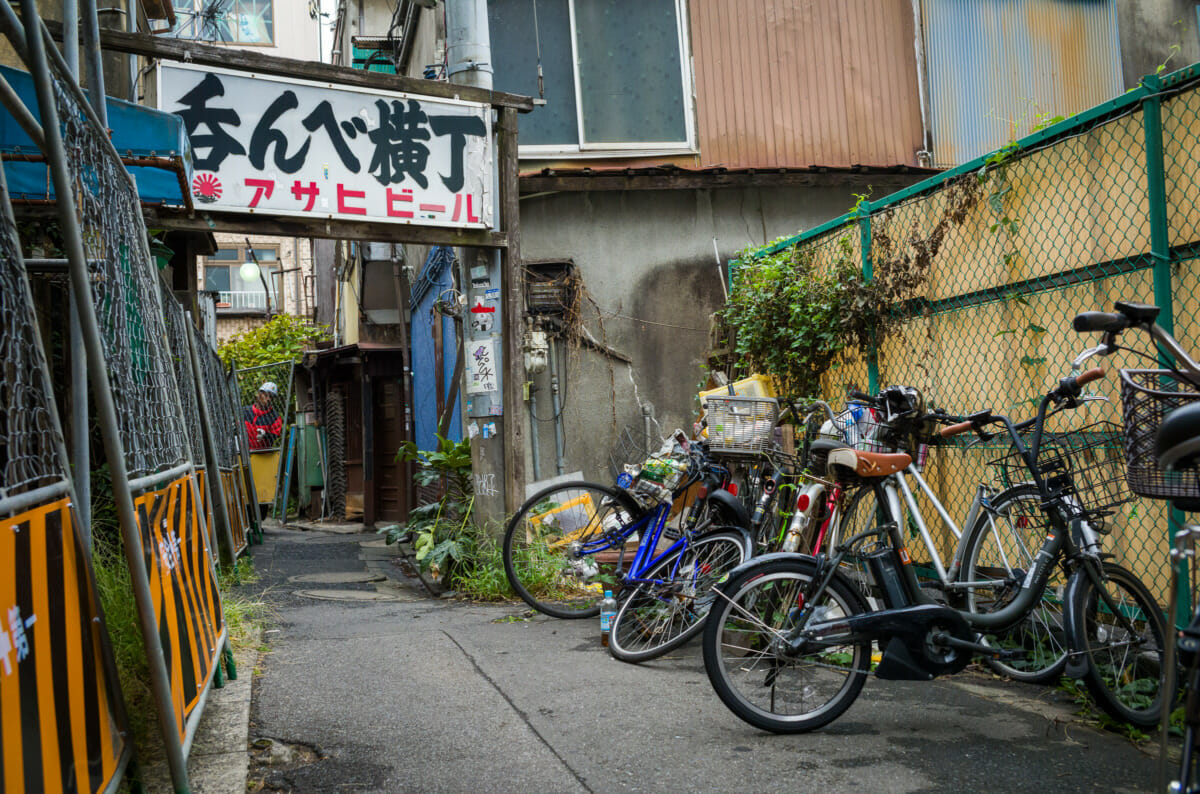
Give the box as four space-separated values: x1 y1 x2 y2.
1072 311 1131 334
938 420 973 438
1074 366 1105 387
1073 301 1200 377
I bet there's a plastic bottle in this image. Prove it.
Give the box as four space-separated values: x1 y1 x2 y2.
599 590 617 647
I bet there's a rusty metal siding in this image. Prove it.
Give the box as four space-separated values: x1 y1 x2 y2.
922 0 1123 167
689 0 925 170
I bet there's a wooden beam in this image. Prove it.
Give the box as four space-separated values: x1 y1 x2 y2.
499 106 526 515
519 171 932 194
140 206 510 248
43 21 535 112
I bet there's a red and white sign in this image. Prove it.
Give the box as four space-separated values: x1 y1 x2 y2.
159 63 494 229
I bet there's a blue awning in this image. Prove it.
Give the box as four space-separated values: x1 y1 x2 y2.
0 64 193 209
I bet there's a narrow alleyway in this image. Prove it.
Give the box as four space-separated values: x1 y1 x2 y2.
224 522 1164 793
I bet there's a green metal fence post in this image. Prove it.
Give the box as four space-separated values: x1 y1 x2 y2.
1142 72 1188 626
859 203 880 394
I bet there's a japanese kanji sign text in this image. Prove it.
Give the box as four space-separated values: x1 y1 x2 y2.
160 64 494 229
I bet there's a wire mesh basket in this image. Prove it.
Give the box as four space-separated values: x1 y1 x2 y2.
1120 369 1200 500
704 396 779 457
989 421 1133 524
609 425 647 480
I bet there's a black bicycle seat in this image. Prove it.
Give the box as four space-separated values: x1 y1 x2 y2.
1157 401 1200 472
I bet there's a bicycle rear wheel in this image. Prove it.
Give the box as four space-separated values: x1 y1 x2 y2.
959 485 1069 683
1067 561 1167 728
702 557 870 733
503 481 644 618
608 528 750 663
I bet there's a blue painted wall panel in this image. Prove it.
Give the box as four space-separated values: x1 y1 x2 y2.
410 247 462 452
923 0 1122 166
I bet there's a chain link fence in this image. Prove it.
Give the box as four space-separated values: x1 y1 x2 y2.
0 169 68 508
159 281 206 467
50 57 189 482
735 67 1200 609
235 361 294 454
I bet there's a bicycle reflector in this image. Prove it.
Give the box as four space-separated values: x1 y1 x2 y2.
795 493 811 512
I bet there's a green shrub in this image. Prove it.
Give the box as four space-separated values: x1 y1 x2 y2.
217 314 331 368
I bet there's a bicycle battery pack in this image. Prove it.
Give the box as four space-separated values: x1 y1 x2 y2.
863 547 912 608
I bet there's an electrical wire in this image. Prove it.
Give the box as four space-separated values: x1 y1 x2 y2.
531 0 544 99
601 311 708 332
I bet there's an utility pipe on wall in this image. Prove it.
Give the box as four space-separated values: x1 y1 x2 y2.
911 0 932 165
550 336 564 476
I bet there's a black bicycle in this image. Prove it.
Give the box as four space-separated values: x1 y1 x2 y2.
702 350 1168 732
1072 302 1200 791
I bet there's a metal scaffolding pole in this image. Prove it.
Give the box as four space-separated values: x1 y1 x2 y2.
8 1 190 788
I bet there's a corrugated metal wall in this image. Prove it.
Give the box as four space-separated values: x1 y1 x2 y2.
923 0 1123 167
688 0 925 170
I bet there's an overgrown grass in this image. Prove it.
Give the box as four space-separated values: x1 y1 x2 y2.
92 539 270 756
219 556 272 650
448 532 513 600
92 540 155 749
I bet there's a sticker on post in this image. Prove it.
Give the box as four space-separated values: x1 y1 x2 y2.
465 339 498 394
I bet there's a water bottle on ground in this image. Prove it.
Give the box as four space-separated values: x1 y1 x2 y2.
600 590 617 647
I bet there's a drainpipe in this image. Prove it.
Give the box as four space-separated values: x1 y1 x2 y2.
642 404 654 457
911 0 932 166
549 336 564 476
528 382 540 480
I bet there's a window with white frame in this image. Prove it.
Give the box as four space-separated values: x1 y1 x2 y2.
166 0 274 44
203 245 280 311
488 0 694 156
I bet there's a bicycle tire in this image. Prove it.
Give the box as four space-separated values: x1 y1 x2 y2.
1066 561 1167 728
958 485 1069 683
608 528 750 663
1174 648 1200 793
702 556 871 733
503 481 645 619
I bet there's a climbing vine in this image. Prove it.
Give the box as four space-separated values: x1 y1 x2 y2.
715 175 981 397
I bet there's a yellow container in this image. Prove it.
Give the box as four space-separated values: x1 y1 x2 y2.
698 374 777 407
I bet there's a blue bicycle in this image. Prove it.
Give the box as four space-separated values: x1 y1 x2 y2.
503 434 752 662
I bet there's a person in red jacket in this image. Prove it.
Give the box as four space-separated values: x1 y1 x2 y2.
244 381 282 450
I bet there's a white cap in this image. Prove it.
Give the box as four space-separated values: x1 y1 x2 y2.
259 381 278 395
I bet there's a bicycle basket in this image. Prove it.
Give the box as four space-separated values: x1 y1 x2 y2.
704 396 779 457
1120 369 1200 500
620 452 690 507
609 425 647 480
989 421 1133 524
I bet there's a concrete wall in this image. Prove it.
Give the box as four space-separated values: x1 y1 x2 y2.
515 180 925 486
1117 0 1200 88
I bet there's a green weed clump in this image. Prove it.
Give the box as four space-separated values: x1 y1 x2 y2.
92 541 154 748
93 539 269 755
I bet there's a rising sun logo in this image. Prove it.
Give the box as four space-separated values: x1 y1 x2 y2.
192 173 222 203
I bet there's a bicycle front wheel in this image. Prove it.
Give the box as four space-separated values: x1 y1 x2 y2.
959 485 1068 683
503 481 644 619
1067 561 1167 728
608 528 750 663
702 557 871 733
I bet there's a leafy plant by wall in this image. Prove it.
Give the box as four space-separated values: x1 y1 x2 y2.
717 176 980 397
217 314 331 368
381 435 475 580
